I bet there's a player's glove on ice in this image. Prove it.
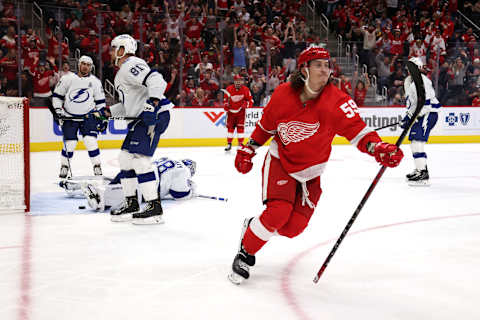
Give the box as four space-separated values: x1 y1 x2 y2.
140 99 158 126
400 114 412 129
235 145 256 174
372 142 404 168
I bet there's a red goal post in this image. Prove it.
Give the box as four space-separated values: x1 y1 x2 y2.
0 97 30 213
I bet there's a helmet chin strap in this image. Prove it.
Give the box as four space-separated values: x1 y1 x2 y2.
302 68 321 95
114 47 126 66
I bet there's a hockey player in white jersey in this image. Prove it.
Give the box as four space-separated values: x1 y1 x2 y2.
400 57 441 186
101 34 174 224
52 55 108 178
59 157 197 213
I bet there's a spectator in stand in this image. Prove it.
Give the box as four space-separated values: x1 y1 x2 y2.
375 53 394 94
58 61 73 78
22 37 40 72
375 30 390 53
0 48 18 86
266 67 281 93
388 28 406 57
387 66 405 104
338 73 353 97
249 68 266 93
0 25 16 51
20 70 33 99
200 67 219 102
233 26 248 72
191 88 208 106
250 83 264 107
446 56 467 104
195 54 213 75
282 21 297 75
246 40 261 69
359 24 377 69
353 72 370 106
409 37 427 66
472 86 480 106
429 28 446 61
31 60 57 104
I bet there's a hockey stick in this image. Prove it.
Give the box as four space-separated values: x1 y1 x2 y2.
59 115 140 121
197 194 228 202
313 61 425 283
374 122 399 131
61 138 73 179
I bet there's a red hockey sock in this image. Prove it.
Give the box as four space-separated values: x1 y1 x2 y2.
242 227 267 255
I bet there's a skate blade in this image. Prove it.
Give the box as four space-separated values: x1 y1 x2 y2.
110 214 133 222
408 180 430 187
228 272 245 285
132 216 165 225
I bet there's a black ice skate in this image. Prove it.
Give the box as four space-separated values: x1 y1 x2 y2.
407 168 430 186
59 165 70 179
110 196 139 222
224 143 232 152
93 164 102 176
132 199 164 225
228 217 256 285
405 169 420 180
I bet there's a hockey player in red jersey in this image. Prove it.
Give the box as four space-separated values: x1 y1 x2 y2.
222 74 253 151
228 46 404 285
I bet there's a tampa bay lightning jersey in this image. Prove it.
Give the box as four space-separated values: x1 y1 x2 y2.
52 73 106 116
404 74 441 117
153 157 193 199
110 56 174 119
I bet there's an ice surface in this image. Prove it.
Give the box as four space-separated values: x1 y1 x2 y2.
1 143 479 320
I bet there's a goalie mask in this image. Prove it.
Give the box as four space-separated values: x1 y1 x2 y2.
110 34 137 66
181 159 196 177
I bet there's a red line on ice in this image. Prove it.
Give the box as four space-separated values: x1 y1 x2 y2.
17 215 32 320
281 213 480 320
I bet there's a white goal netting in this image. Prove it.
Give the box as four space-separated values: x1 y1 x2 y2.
0 96 28 212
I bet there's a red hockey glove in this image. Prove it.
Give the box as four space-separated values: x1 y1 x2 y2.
235 145 256 174
372 142 404 168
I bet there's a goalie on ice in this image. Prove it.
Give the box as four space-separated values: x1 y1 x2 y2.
59 157 197 213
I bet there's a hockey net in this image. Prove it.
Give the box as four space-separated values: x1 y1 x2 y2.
0 97 30 213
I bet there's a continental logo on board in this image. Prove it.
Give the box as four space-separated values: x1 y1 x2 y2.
361 115 403 131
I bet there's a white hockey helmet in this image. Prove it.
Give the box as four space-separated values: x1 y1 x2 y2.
181 159 196 176
110 34 137 66
79 55 93 65
408 57 423 69
78 55 93 73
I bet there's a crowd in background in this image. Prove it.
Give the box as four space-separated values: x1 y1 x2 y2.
1 0 479 107
326 0 480 106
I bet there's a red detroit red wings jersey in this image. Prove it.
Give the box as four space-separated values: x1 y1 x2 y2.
224 85 253 112
253 83 377 181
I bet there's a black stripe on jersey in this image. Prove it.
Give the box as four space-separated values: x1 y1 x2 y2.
95 99 106 105
52 92 65 100
142 69 158 87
